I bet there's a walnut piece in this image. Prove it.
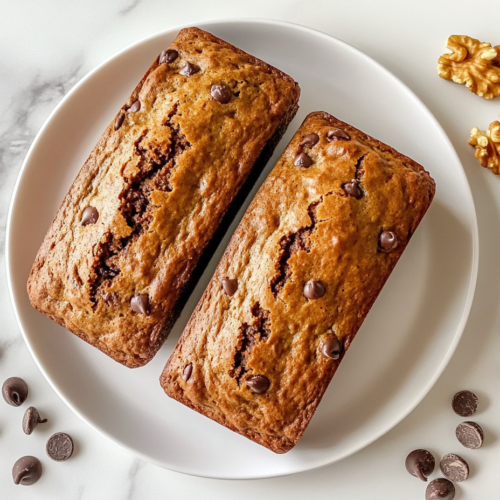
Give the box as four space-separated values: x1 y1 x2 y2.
469 121 500 174
438 35 500 99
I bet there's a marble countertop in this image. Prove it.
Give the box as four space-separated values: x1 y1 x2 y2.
1 1 499 498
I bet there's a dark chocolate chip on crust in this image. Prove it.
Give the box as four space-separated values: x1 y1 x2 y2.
128 100 141 113
405 449 435 481
303 280 326 299
130 294 150 315
2 377 28 407
179 62 200 76
46 433 74 462
300 133 320 148
246 375 270 394
452 390 478 417
23 407 47 435
182 363 193 382
81 206 99 226
114 112 125 131
221 278 238 296
327 129 351 141
294 152 313 168
426 478 455 500
342 179 363 199
379 230 398 251
211 84 232 104
456 421 483 449
321 334 342 360
440 453 469 482
12 456 42 485
159 49 178 64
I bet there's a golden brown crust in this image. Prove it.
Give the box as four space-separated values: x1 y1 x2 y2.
27 27 300 368
160 111 435 453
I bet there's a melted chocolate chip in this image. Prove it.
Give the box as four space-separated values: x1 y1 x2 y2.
379 230 398 251
343 179 363 199
294 152 313 168
327 129 351 141
182 363 193 382
440 453 469 482
321 334 342 360
221 278 238 297
246 375 270 394
22 407 47 435
211 84 232 104
405 449 435 481
128 100 141 113
130 294 150 315
114 112 125 131
81 206 99 226
179 62 200 76
303 280 326 299
452 390 478 417
12 456 42 485
456 421 483 449
46 433 74 462
300 133 320 148
2 377 28 407
426 478 455 500
159 49 178 64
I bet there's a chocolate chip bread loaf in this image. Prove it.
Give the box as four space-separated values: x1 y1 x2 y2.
27 28 300 368
160 111 436 453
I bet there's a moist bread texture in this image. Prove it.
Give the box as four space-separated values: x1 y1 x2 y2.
160 111 436 453
27 28 300 368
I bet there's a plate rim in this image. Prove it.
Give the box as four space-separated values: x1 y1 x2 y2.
5 17 479 479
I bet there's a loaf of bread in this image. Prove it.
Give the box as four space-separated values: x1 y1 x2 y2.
27 27 300 368
160 111 436 453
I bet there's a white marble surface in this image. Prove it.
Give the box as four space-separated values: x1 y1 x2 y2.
1 1 499 498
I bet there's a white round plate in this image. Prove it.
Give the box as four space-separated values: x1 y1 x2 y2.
6 19 478 479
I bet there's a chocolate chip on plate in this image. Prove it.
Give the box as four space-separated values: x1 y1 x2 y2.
456 421 484 449
452 390 478 417
81 206 99 226
300 133 320 148
303 280 326 299
2 377 28 407
182 363 193 382
425 478 455 500
343 179 363 199
321 334 342 360
179 62 200 76
294 152 313 168
23 407 47 435
130 294 150 315
327 129 351 141
12 456 43 485
159 49 178 64
405 449 435 481
211 84 232 104
46 433 74 462
114 112 125 131
440 453 469 482
128 100 141 113
246 375 270 394
221 278 238 297
379 230 398 251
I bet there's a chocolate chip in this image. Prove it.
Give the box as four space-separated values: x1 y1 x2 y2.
114 112 125 131
300 133 320 148
12 456 42 485
211 84 232 104
81 206 99 226
2 377 28 407
327 129 351 141
179 62 200 76
46 433 74 462
343 179 363 199
246 375 270 394
452 390 478 417
182 363 193 382
303 280 326 299
425 478 455 500
379 230 398 251
456 421 484 449
221 278 238 296
440 453 469 482
128 100 141 113
321 334 342 360
22 407 47 435
130 294 150 315
159 49 178 64
405 449 435 481
294 152 313 168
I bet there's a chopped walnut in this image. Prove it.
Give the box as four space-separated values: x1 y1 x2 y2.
438 35 500 99
469 121 500 174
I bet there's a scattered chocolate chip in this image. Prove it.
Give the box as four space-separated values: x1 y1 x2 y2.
81 206 99 226
211 84 232 104
221 278 238 297
294 152 313 168
440 453 469 482
22 407 47 435
321 334 342 360
179 62 200 76
130 294 150 315
379 230 398 251
46 433 74 462
300 133 320 148
452 390 478 417
128 100 141 113
456 421 483 449
182 363 193 382
405 449 435 481
303 280 326 299
327 129 351 141
246 375 270 394
425 478 455 500
342 179 363 199
159 49 178 64
114 112 125 131
2 377 28 407
12 456 42 485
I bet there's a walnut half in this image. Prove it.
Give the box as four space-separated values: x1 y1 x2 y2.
438 35 500 99
469 121 500 175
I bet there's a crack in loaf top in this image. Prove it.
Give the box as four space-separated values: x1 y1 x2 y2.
27 27 300 367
